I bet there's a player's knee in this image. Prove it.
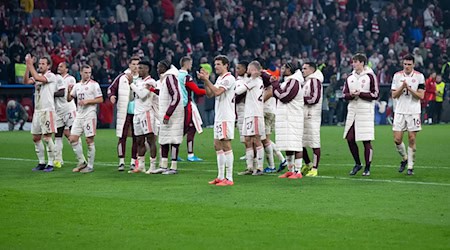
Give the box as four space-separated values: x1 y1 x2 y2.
32 135 41 143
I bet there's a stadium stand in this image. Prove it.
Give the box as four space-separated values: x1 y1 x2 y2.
0 0 449 124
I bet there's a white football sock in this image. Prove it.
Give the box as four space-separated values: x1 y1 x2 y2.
216 150 225 179
71 141 86 164
272 142 285 162
256 146 264 170
396 142 407 160
245 148 254 170
170 160 178 170
286 154 294 172
224 150 234 181
34 140 45 164
43 137 55 166
87 143 95 168
160 158 168 169
294 158 303 173
264 143 275 168
407 147 415 169
55 137 63 162
119 157 125 165
138 156 145 171
150 157 157 171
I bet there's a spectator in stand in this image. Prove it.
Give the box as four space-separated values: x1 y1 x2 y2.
6 100 28 131
424 71 437 124
434 74 445 124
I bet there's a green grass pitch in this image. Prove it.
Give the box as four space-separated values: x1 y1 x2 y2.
0 125 449 249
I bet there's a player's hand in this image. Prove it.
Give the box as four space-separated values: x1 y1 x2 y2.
67 84 74 93
352 90 360 97
401 80 408 89
269 75 277 82
196 68 209 81
110 96 117 104
79 100 88 106
163 118 169 124
126 73 133 84
25 54 33 65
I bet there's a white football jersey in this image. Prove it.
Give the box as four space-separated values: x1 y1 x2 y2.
133 76 157 114
391 70 425 114
70 79 103 118
243 77 264 118
34 71 57 111
214 72 236 122
55 74 77 115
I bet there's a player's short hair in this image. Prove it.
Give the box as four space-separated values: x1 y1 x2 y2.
159 59 171 69
238 60 249 69
352 53 367 65
403 54 415 63
139 61 152 69
81 64 91 71
214 55 229 67
303 61 317 71
39 56 52 66
285 62 298 73
249 60 262 71
180 56 192 67
59 61 69 69
129 56 140 64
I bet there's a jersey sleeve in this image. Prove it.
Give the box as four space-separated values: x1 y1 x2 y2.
391 74 399 90
94 83 103 98
44 72 56 84
217 76 234 90
418 74 425 89
56 76 65 90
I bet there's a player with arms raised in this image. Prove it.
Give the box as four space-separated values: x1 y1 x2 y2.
24 54 58 172
391 54 425 175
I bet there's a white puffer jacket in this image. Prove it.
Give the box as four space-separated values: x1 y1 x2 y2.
158 66 184 145
303 70 324 148
343 66 377 141
115 69 132 137
275 70 304 152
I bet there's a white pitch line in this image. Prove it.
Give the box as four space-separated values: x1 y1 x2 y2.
1 157 450 187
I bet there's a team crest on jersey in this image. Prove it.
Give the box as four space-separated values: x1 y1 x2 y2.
85 87 89 90
412 79 416 82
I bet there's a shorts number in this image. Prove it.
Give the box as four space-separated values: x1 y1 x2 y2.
141 119 147 129
86 123 91 131
45 121 50 130
246 121 253 130
216 124 222 133
413 118 421 126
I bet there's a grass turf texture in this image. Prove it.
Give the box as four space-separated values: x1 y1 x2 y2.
0 125 449 249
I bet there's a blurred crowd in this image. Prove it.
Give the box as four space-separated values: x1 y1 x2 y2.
0 0 449 125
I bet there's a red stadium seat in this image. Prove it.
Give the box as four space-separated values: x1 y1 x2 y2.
0 101 6 122
63 25 73 33
40 17 53 29
32 17 41 26
73 25 85 33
